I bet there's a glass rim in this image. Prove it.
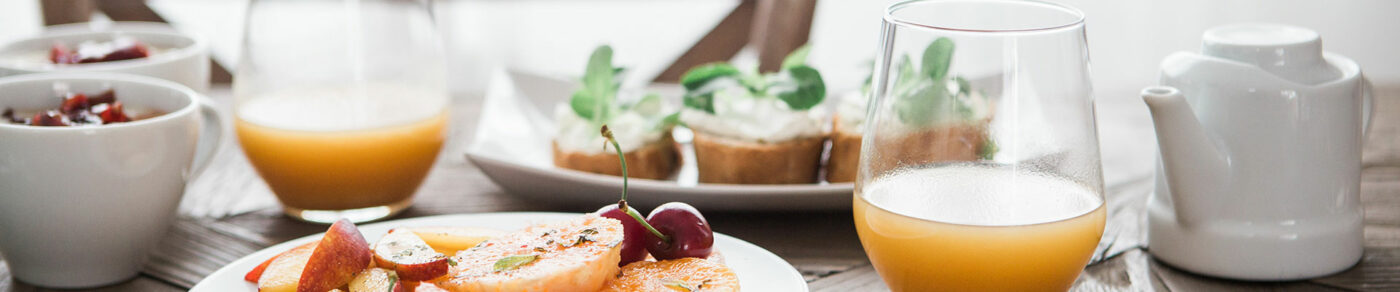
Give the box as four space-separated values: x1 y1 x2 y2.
884 0 1086 33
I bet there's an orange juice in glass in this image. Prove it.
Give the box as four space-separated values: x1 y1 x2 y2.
854 165 1106 291
236 0 447 222
236 85 447 222
854 0 1102 290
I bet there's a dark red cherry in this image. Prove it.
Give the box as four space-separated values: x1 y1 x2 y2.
595 204 648 266
644 202 714 260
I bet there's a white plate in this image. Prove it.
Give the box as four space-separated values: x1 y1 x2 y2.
465 68 853 211
191 212 808 291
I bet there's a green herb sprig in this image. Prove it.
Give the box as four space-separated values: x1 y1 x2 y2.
680 45 826 113
890 37 980 125
570 45 679 131
492 254 538 272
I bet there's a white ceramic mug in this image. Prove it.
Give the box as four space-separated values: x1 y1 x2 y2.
0 22 210 93
0 73 222 288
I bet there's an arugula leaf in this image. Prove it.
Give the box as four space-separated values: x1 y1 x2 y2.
571 46 619 122
922 37 954 80
492 254 538 272
781 44 811 70
770 65 826 110
680 63 741 90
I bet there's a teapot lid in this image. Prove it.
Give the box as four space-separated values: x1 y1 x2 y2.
1201 23 1340 84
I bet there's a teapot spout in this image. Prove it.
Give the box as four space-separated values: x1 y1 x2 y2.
1142 86 1228 227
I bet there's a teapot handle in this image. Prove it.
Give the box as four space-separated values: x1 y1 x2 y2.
1363 77 1374 139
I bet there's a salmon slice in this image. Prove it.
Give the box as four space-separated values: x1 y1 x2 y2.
600 257 740 292
436 214 624 292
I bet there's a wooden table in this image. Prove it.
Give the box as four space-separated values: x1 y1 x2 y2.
2 85 1398 291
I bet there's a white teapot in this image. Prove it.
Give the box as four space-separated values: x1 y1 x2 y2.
1141 23 1372 280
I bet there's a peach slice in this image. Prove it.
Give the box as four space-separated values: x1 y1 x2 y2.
299 219 374 292
246 255 277 283
257 242 318 292
374 228 449 281
349 267 406 292
407 226 506 256
247 241 319 283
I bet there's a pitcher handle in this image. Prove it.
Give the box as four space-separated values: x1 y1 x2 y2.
190 94 225 179
1363 77 1375 140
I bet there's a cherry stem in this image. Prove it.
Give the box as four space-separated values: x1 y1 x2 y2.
602 125 670 243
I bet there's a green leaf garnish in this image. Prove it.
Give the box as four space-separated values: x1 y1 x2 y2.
680 63 743 114
894 78 951 125
769 65 826 110
492 254 538 272
571 46 619 123
661 279 695 292
895 55 916 87
921 38 954 80
386 274 398 292
680 63 742 90
572 45 679 131
891 37 982 125
978 136 998 160
781 44 811 70
680 48 827 113
656 111 681 131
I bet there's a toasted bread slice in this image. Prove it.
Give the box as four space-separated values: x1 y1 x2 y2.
553 134 679 180
436 215 624 292
866 122 988 175
826 116 862 183
600 257 739 292
691 131 825 184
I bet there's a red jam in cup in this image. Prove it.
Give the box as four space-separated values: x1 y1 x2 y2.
3 88 158 127
49 37 150 64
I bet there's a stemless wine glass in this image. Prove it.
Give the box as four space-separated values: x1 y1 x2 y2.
852 0 1104 291
235 0 449 223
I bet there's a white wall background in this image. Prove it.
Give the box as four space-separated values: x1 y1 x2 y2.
2 0 1397 97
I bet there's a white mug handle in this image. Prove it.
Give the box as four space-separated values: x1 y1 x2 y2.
190 94 224 179
1362 77 1375 140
